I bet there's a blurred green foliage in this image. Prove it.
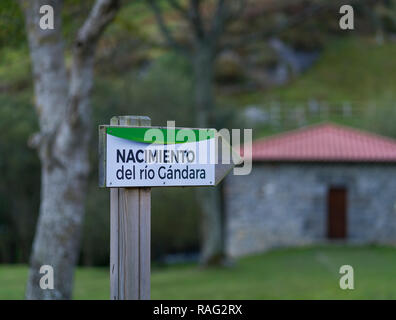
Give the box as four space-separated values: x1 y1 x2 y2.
0 1 25 48
84 52 200 265
1 0 396 266
0 0 203 265
0 91 39 263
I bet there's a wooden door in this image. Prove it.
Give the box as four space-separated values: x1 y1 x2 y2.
327 187 347 239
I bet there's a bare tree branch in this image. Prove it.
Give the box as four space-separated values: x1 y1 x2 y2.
147 0 189 55
165 0 188 16
208 0 227 44
146 0 247 56
209 0 246 46
226 0 246 21
244 0 364 46
66 0 121 129
219 1 329 52
74 0 120 57
188 0 206 40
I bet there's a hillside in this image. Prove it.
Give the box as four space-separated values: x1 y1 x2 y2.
233 36 396 104
224 36 396 138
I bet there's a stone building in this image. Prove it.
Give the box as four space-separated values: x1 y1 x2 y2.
225 123 396 257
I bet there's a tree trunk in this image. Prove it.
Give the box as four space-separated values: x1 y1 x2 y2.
21 0 119 299
26 131 90 299
193 46 215 128
193 44 225 266
147 0 240 266
25 51 93 299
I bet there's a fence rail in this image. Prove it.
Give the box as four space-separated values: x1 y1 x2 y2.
242 101 394 129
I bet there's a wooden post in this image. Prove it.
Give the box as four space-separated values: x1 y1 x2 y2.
110 115 151 300
99 116 239 300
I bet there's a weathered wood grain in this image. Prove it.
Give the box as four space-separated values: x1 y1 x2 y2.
139 188 151 300
98 125 107 187
118 188 140 299
109 116 152 300
110 116 119 300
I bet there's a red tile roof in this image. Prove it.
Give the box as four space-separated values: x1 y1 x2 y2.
249 123 396 162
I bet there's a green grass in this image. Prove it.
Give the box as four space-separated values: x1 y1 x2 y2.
1 245 396 300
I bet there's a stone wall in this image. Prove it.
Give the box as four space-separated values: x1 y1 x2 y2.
224 163 396 257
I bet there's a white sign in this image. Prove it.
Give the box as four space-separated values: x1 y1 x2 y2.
104 127 216 187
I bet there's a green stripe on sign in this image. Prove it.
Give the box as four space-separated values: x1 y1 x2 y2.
107 127 215 144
